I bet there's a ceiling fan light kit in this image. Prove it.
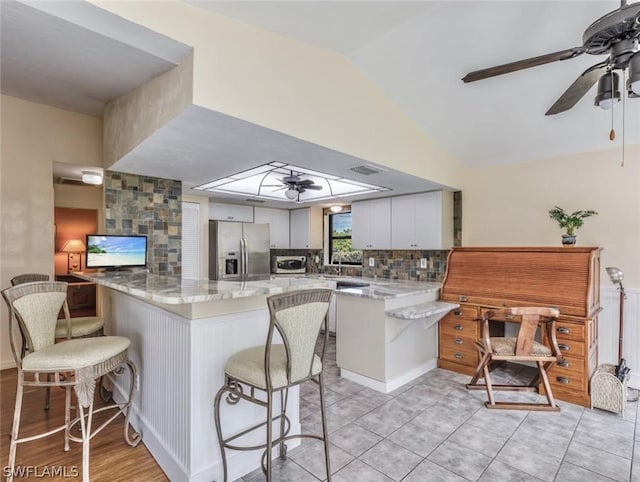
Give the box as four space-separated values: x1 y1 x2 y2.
462 1 640 115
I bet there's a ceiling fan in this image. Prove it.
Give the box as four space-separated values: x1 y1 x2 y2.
265 171 323 200
462 0 640 115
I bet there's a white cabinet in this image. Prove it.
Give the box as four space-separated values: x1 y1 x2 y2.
351 198 391 249
254 207 290 249
391 191 453 249
289 207 323 249
209 202 254 222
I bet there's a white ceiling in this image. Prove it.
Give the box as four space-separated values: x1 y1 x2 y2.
2 1 639 204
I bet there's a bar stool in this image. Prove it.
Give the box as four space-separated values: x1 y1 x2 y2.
2 281 141 482
10 273 107 409
214 289 333 481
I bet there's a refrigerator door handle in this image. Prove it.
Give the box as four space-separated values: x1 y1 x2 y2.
241 238 248 279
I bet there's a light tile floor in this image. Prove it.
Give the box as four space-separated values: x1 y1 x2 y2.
238 337 639 482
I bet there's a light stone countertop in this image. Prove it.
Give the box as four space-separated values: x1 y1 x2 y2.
386 300 460 320
75 271 441 304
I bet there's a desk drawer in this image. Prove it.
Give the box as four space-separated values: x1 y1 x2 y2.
547 355 587 392
555 319 585 342
440 317 477 337
551 337 586 358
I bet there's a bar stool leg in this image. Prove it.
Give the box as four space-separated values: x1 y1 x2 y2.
213 386 230 482
64 386 72 451
265 390 273 482
278 388 288 459
318 373 332 481
7 377 24 482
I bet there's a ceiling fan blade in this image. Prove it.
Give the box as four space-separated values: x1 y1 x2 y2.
545 62 608 115
297 179 315 186
462 47 585 83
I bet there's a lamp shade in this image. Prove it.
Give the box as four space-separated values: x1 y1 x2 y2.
284 188 298 200
61 239 86 253
606 266 624 285
595 72 621 109
627 52 640 97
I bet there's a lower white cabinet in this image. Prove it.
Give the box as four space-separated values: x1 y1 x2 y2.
254 207 290 249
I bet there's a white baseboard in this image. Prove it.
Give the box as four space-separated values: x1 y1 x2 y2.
340 358 438 393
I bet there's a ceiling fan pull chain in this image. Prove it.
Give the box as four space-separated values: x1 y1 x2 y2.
621 70 626 167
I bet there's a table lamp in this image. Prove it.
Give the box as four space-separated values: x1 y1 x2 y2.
62 239 86 273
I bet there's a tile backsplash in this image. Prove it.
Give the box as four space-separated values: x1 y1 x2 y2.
271 248 449 282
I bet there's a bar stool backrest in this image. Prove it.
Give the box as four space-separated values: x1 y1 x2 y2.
2 282 69 356
10 273 50 286
266 289 333 386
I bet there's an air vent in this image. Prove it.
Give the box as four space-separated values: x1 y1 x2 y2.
350 164 386 175
56 176 84 186
244 198 266 203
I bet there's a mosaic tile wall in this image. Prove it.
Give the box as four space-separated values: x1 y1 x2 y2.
453 191 462 247
105 171 182 275
271 248 450 282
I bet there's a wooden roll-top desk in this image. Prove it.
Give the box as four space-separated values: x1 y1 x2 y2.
439 246 601 407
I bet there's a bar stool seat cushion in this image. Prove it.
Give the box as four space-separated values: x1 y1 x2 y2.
22 336 130 371
55 316 105 338
225 344 322 389
480 337 552 357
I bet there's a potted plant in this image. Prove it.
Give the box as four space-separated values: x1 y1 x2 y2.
548 206 598 245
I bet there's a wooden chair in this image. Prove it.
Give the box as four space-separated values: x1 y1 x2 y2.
214 289 333 481
2 281 140 482
10 274 106 409
466 307 562 411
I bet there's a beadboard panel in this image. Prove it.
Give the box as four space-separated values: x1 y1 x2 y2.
107 289 300 482
599 286 639 389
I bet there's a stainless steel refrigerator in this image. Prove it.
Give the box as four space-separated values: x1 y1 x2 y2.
209 221 271 281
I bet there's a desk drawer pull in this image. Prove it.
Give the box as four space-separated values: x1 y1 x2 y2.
557 327 571 334
557 359 569 368
556 376 570 384
458 296 468 302
558 344 570 351
454 325 464 331
454 310 462 316
454 353 464 359
454 339 463 345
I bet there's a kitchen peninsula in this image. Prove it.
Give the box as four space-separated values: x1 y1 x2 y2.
77 271 453 482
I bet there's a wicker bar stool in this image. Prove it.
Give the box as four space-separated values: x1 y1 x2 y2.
2 281 141 482
214 289 334 481
10 273 107 409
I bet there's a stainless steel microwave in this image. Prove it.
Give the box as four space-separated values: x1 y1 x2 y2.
272 256 306 274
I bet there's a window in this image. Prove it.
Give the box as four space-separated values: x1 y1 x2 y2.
329 212 362 265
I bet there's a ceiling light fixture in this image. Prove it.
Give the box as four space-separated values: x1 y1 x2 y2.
284 187 299 200
82 171 103 185
627 52 640 96
595 71 621 110
330 206 342 213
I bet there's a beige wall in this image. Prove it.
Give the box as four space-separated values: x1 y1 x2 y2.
92 0 463 190
0 95 103 368
461 144 640 286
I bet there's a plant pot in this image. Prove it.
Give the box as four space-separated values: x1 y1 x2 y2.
562 234 576 245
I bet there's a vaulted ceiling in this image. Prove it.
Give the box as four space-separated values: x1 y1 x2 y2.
2 0 638 203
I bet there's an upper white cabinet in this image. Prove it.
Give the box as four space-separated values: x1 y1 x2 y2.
254 207 290 249
209 202 254 223
290 207 323 249
391 191 453 249
351 198 391 249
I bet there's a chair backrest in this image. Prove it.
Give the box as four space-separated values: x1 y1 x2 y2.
482 307 560 356
2 282 69 356
266 289 333 385
11 273 50 286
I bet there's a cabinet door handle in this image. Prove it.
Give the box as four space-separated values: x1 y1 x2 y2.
557 359 569 368
556 376 570 384
558 344 570 351
557 327 571 334
454 353 464 359
454 325 463 331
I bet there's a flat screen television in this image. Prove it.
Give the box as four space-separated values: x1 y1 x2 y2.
85 234 147 270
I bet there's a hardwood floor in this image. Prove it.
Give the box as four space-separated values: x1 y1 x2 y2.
1 368 167 481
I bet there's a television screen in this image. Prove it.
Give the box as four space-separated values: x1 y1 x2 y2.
85 235 147 269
